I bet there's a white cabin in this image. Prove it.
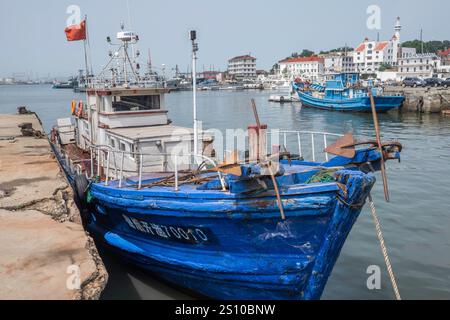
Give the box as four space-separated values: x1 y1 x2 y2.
62 25 213 178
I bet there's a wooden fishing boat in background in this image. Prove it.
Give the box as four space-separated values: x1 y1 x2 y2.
293 73 405 112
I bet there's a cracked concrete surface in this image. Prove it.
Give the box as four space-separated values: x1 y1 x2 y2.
0 113 108 300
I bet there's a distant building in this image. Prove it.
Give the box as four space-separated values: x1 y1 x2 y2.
353 17 409 73
397 53 441 80
324 52 355 73
438 48 450 66
228 55 257 80
278 56 324 82
0 77 14 85
400 47 418 59
200 71 221 80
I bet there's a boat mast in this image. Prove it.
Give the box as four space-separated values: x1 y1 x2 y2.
190 30 199 156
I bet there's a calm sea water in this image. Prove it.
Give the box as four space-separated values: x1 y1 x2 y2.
1 84 449 300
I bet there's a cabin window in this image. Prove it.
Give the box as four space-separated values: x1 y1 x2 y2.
112 95 161 112
119 142 127 152
110 137 116 149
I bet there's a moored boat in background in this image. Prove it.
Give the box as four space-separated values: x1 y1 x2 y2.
294 73 405 112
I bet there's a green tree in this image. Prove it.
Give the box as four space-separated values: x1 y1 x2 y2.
402 40 450 54
378 63 393 72
299 49 315 57
319 46 354 55
270 63 279 75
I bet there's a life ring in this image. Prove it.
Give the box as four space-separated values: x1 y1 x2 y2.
77 101 84 118
71 100 77 115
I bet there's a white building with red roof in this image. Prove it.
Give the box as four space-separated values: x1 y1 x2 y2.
278 56 324 82
227 55 257 80
353 17 404 73
438 48 450 66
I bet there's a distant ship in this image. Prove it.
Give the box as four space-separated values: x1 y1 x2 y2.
52 78 76 89
293 73 405 112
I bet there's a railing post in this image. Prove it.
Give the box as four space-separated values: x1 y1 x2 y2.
297 132 302 158
97 149 101 178
174 156 179 191
105 150 110 186
283 132 287 150
138 154 144 190
119 152 125 189
113 151 118 180
324 134 329 162
311 134 316 162
90 147 94 178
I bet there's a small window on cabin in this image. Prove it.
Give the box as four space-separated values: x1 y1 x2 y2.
119 142 127 152
110 137 116 149
101 97 107 112
112 95 161 112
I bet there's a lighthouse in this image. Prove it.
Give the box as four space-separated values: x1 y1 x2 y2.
392 17 402 65
394 16 402 42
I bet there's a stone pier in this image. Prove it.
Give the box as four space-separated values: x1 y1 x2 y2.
0 112 108 300
383 86 450 113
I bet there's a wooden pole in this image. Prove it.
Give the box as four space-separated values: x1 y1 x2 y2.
267 163 286 221
368 89 390 202
251 99 261 161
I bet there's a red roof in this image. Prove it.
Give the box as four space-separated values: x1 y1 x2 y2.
438 48 450 57
279 56 324 64
355 44 365 52
374 41 389 51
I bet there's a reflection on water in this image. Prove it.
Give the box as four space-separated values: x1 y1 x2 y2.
1 85 449 300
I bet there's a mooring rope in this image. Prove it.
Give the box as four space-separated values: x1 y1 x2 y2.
368 194 402 300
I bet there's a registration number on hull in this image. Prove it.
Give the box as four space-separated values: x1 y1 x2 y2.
122 214 214 245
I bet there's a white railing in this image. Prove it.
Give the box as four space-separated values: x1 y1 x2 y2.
86 75 166 90
270 130 343 163
88 145 226 191
58 130 344 191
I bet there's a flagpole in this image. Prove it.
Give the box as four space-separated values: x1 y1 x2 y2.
83 15 90 82
82 15 94 147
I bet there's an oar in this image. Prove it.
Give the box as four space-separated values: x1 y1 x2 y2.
368 89 390 202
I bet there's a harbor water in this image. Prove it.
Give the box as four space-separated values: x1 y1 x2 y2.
1 84 449 300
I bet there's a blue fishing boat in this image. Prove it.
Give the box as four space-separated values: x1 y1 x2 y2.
51 26 403 300
293 73 405 112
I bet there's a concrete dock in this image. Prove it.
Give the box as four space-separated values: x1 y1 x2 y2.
383 86 450 113
0 112 107 300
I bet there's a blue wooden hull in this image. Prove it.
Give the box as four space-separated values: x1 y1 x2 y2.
52 138 383 300
297 91 404 112
56 151 377 299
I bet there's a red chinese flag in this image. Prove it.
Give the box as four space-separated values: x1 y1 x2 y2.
65 20 86 41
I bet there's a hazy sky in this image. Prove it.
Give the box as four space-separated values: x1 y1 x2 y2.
0 0 449 79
